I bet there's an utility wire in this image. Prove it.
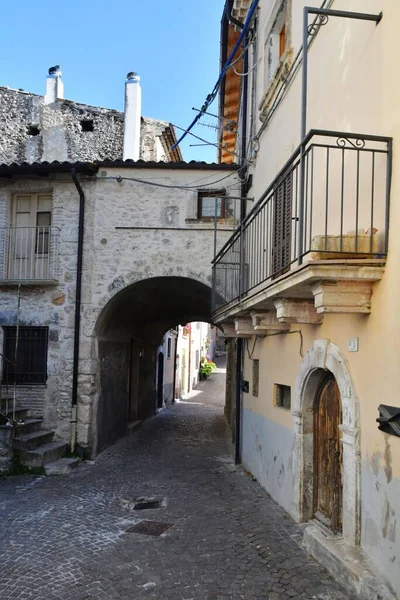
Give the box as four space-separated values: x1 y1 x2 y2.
96 172 238 191
171 0 259 150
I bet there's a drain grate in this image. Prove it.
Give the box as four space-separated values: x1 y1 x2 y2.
125 520 173 536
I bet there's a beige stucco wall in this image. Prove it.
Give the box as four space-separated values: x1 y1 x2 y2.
238 0 400 594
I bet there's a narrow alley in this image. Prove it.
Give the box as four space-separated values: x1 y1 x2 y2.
0 359 351 600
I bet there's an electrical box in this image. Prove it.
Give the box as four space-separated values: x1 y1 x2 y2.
348 337 359 352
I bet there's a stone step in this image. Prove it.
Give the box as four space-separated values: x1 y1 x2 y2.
15 430 54 451
44 458 79 476
15 417 44 434
0 407 31 420
19 441 67 468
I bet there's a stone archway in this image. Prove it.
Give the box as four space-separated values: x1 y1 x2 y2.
292 339 361 546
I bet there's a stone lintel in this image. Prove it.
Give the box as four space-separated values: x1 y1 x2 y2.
274 299 323 324
311 281 373 314
250 310 290 332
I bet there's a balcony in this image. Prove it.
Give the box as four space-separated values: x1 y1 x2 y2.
212 130 391 331
0 226 59 284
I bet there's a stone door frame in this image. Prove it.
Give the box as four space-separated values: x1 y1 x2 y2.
291 339 361 546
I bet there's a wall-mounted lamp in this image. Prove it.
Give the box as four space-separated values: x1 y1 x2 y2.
377 405 400 437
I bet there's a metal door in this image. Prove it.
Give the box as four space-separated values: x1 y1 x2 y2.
313 374 343 533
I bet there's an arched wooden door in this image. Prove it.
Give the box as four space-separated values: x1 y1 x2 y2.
313 373 343 533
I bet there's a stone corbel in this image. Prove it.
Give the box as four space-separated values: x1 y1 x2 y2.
220 323 239 338
250 310 290 333
234 317 258 338
311 281 373 314
274 299 323 324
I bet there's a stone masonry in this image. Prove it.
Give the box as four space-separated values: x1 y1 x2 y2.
0 362 352 600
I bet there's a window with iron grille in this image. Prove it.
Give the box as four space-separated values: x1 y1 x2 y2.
167 337 172 359
2 327 48 384
252 359 259 397
197 190 226 220
274 384 291 410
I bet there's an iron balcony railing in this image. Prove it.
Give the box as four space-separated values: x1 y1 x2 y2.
0 226 59 281
212 129 392 312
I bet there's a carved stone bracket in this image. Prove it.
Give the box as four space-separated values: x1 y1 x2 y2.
234 317 258 337
220 323 239 338
274 299 323 324
250 310 290 333
311 281 373 314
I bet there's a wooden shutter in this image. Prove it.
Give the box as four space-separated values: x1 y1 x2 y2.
272 171 292 277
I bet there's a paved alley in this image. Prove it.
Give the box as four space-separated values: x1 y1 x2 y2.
0 358 352 600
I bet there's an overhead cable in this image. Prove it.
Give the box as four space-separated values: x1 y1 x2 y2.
96 172 238 191
170 0 259 151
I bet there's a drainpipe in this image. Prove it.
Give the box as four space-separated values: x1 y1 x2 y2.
70 168 85 453
235 28 250 464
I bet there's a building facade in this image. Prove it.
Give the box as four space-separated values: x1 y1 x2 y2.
214 1 399 598
0 68 240 472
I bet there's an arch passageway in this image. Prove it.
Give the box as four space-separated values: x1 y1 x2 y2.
93 276 218 454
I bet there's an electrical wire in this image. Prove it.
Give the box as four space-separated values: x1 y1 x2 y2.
96 171 238 191
233 57 262 77
171 0 259 151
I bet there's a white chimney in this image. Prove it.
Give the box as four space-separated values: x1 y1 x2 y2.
44 65 64 105
123 72 141 161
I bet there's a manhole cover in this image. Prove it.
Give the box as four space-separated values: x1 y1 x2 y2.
134 498 163 510
125 520 173 536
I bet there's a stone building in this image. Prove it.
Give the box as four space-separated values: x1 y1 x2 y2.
0 68 240 472
213 1 399 598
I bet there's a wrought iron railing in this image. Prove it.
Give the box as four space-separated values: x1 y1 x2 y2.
212 129 392 312
0 226 59 281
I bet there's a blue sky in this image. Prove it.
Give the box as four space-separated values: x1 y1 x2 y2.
0 0 225 162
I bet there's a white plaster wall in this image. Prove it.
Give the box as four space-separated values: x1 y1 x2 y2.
242 407 294 514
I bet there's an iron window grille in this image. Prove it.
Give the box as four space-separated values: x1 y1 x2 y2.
2 326 48 384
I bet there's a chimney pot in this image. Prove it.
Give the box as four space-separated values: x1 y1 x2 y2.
123 71 142 161
45 64 64 104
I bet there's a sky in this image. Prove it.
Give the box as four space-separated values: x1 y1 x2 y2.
0 0 226 162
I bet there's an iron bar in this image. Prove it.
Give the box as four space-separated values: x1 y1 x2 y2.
340 148 345 251
306 7 382 23
370 152 375 253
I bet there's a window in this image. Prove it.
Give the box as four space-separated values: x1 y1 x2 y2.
252 359 259 397
167 337 172 359
274 384 291 410
197 191 226 220
81 119 94 132
272 171 292 277
279 25 286 58
8 194 52 279
2 327 48 384
195 349 200 370
27 125 40 136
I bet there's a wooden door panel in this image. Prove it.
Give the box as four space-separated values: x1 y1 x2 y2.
314 375 343 532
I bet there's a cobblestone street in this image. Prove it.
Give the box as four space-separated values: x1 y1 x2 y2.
0 359 351 600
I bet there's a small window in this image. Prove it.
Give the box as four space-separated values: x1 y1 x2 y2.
252 359 259 397
2 327 48 384
27 125 40 136
195 349 200 370
274 384 291 410
167 337 172 359
279 25 286 58
197 191 226 220
81 119 94 132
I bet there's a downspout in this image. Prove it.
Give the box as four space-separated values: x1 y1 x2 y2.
70 168 85 453
235 29 250 465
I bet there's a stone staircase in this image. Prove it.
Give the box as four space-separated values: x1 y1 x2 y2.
0 399 79 475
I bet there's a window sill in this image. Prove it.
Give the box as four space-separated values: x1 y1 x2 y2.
0 279 59 287
259 47 293 122
185 218 237 229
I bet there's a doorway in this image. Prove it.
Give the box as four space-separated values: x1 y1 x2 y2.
157 352 164 409
313 373 343 533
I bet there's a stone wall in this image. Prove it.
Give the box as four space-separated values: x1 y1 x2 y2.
0 167 239 450
0 86 171 164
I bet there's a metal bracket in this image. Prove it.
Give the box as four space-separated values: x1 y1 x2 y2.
377 404 400 437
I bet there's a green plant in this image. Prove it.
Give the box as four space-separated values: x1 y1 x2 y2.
199 360 217 377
